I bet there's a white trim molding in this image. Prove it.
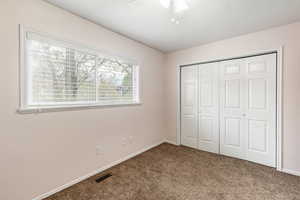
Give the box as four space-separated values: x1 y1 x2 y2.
176 65 181 146
176 48 284 171
281 168 300 177
17 102 142 114
32 140 164 200
276 46 284 171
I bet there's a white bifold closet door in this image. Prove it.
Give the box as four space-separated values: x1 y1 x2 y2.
181 53 277 167
181 63 219 153
219 53 276 167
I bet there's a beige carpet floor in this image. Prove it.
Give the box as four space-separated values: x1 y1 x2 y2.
45 143 300 200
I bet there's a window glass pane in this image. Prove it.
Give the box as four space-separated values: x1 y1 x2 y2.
97 58 135 102
23 31 139 109
27 40 96 105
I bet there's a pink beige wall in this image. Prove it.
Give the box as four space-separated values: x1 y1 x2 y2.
165 22 300 174
1 1 300 199
0 0 165 200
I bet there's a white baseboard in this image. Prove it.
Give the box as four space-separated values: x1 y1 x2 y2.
165 140 179 146
32 140 164 200
281 168 300 177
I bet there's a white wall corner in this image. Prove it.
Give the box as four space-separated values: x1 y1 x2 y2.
165 139 179 146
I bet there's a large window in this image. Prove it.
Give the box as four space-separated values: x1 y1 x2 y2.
20 30 140 112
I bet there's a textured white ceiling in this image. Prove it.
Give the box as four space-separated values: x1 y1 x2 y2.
45 0 300 52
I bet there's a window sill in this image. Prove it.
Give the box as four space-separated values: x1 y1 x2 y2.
17 102 142 114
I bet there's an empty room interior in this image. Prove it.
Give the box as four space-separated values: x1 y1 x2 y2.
2 0 300 199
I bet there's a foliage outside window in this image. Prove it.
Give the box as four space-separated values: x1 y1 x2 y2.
21 31 139 111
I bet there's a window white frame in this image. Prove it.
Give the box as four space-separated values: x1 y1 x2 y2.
18 25 141 114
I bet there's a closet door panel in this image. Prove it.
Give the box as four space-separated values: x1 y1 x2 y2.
198 63 219 154
181 66 198 148
219 60 246 160
244 54 277 167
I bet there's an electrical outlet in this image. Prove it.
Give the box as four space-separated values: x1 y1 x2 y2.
129 135 134 144
96 145 102 156
122 138 127 146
